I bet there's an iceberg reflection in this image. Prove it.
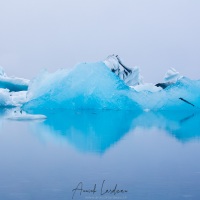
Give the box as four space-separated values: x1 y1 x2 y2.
31 110 140 154
29 110 200 153
133 111 200 142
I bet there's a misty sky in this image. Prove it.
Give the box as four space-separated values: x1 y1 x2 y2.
0 0 200 83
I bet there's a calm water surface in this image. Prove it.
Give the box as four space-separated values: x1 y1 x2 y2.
0 109 200 200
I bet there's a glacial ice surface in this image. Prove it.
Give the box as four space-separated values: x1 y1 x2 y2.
23 61 200 112
164 67 182 83
0 89 27 107
133 77 200 111
0 62 199 112
0 67 29 92
0 89 14 107
23 62 141 111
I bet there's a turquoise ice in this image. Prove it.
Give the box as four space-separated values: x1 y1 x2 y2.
23 62 141 111
0 62 199 112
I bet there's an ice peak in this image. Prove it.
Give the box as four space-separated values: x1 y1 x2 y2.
164 67 182 83
104 55 143 87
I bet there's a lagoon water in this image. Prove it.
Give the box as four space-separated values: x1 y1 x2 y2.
0 109 200 200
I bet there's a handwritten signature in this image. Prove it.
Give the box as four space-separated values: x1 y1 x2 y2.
72 180 128 199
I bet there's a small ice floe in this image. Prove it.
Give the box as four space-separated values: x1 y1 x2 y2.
6 110 47 121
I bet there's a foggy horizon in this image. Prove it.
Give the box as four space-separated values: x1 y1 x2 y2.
0 0 200 83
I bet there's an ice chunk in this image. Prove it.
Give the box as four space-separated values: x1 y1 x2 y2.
0 66 29 92
7 110 46 121
10 91 28 106
164 67 182 83
103 55 120 72
23 62 141 111
125 66 143 86
0 89 15 107
0 76 29 92
104 55 143 86
0 89 27 107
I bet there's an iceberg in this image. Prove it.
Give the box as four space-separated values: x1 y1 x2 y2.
0 76 29 92
0 67 29 92
0 58 199 112
22 60 200 112
23 62 141 112
0 68 29 92
0 67 28 107
133 77 200 111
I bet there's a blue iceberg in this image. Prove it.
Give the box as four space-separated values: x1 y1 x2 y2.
0 67 29 92
0 67 29 108
0 59 198 112
23 62 141 112
135 77 200 111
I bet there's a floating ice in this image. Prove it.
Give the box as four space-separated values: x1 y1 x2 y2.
22 61 200 112
0 67 29 107
0 66 29 92
0 89 27 108
0 76 29 92
10 91 28 106
0 89 14 107
23 62 141 112
133 77 200 111
0 60 199 111
7 110 46 121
